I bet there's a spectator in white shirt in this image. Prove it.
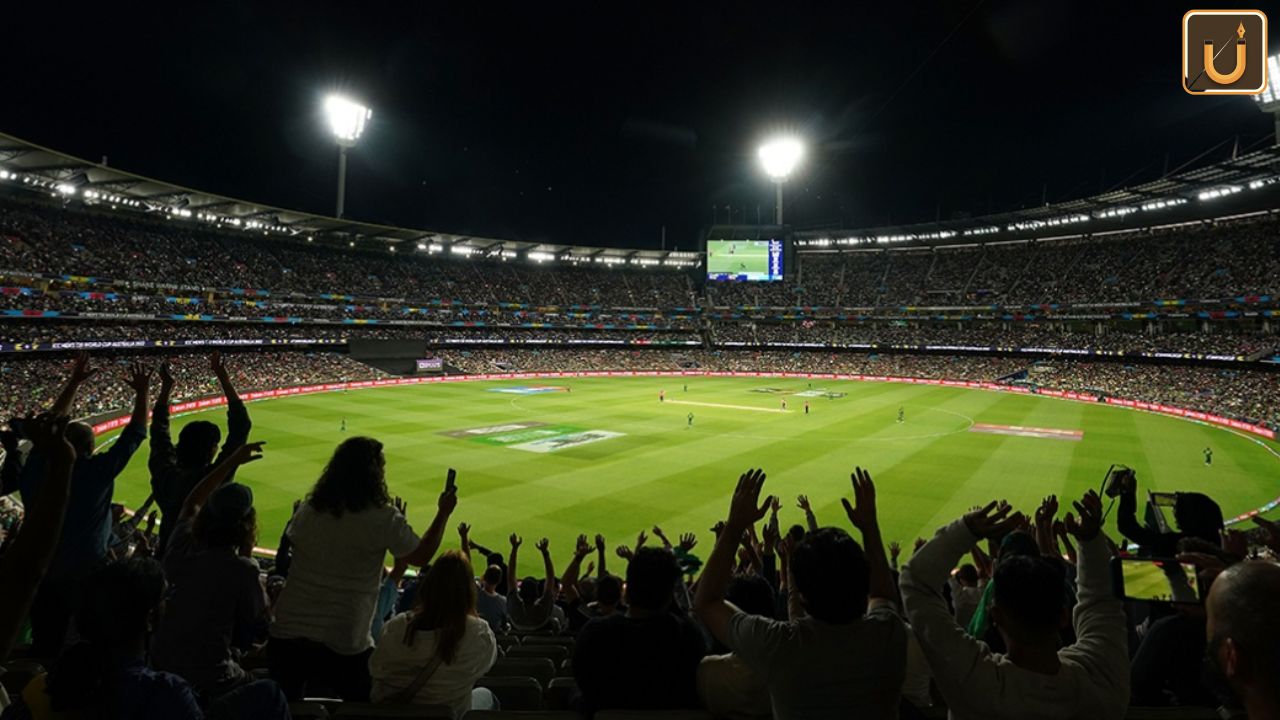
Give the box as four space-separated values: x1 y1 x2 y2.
1204 560 1280 720
900 491 1128 720
268 437 458 700
695 467 907 720
370 550 498 717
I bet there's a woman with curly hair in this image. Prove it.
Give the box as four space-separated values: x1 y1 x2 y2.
268 437 458 701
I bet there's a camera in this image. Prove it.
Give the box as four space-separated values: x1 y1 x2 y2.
1103 464 1135 498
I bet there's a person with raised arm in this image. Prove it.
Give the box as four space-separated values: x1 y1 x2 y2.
505 535 562 634
150 441 271 699
149 352 252 557
0 415 75 665
900 491 1128 720
19 356 151 659
267 436 458 701
695 467 905 720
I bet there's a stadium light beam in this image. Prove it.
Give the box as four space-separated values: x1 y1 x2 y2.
324 94 372 219
758 137 803 224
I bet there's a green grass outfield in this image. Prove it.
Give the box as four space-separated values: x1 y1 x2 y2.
106 376 1280 567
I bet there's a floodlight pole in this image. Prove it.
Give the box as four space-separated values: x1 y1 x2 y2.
775 180 784 225
336 146 349 219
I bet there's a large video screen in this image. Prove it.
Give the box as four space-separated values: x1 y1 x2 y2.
706 239 784 281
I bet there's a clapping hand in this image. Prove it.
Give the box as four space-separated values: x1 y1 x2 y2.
458 522 471 545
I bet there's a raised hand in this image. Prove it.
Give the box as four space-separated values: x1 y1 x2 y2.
678 532 697 552
1252 515 1280 555
913 537 927 554
594 533 605 552
770 496 782 514
585 561 595 575
210 351 229 379
635 530 648 549
575 534 591 557
963 500 1023 540
728 468 771 530
158 361 174 387
458 522 471 543
796 494 812 512
124 361 153 394
437 487 458 514
1035 495 1059 524
841 466 879 535
68 351 100 385
228 441 266 467
889 540 902 561
509 533 522 549
710 520 726 537
393 496 407 516
536 537 550 554
1063 490 1102 542
763 516 781 549
616 544 634 561
651 525 667 540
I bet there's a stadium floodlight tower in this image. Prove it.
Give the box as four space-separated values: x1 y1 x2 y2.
1254 54 1280 142
758 137 803 224
324 94 372 218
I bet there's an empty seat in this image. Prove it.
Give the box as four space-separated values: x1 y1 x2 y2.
474 676 544 711
486 657 556 688
545 677 578 711
289 701 332 720
332 702 454 719
497 635 521 650
505 644 569 664
556 659 574 678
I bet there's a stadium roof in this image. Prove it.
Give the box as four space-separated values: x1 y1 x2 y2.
792 143 1280 250
3 130 1280 261
0 131 699 268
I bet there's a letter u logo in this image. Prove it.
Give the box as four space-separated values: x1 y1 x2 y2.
1204 23 1247 85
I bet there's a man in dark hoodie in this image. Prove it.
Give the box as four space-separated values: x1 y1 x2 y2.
149 352 251 557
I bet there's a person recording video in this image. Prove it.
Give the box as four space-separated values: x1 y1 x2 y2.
1114 470 1223 557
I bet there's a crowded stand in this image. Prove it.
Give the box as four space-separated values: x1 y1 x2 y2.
5 166 1280 720
2 352 1280 720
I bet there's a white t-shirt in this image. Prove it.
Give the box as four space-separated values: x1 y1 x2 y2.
369 613 497 717
270 502 420 654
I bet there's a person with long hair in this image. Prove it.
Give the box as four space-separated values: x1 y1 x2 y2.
268 437 458 701
369 551 498 717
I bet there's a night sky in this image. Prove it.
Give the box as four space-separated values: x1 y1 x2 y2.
1 2 1275 249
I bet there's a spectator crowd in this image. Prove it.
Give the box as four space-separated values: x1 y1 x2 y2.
1 353 1279 720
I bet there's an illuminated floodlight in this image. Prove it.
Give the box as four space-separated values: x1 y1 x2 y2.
324 94 372 219
758 137 804 180
758 136 804 224
325 95 372 146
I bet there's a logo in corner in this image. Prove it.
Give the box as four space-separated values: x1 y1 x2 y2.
1183 10 1268 95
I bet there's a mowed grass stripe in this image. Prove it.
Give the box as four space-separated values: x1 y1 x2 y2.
103 377 1280 567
